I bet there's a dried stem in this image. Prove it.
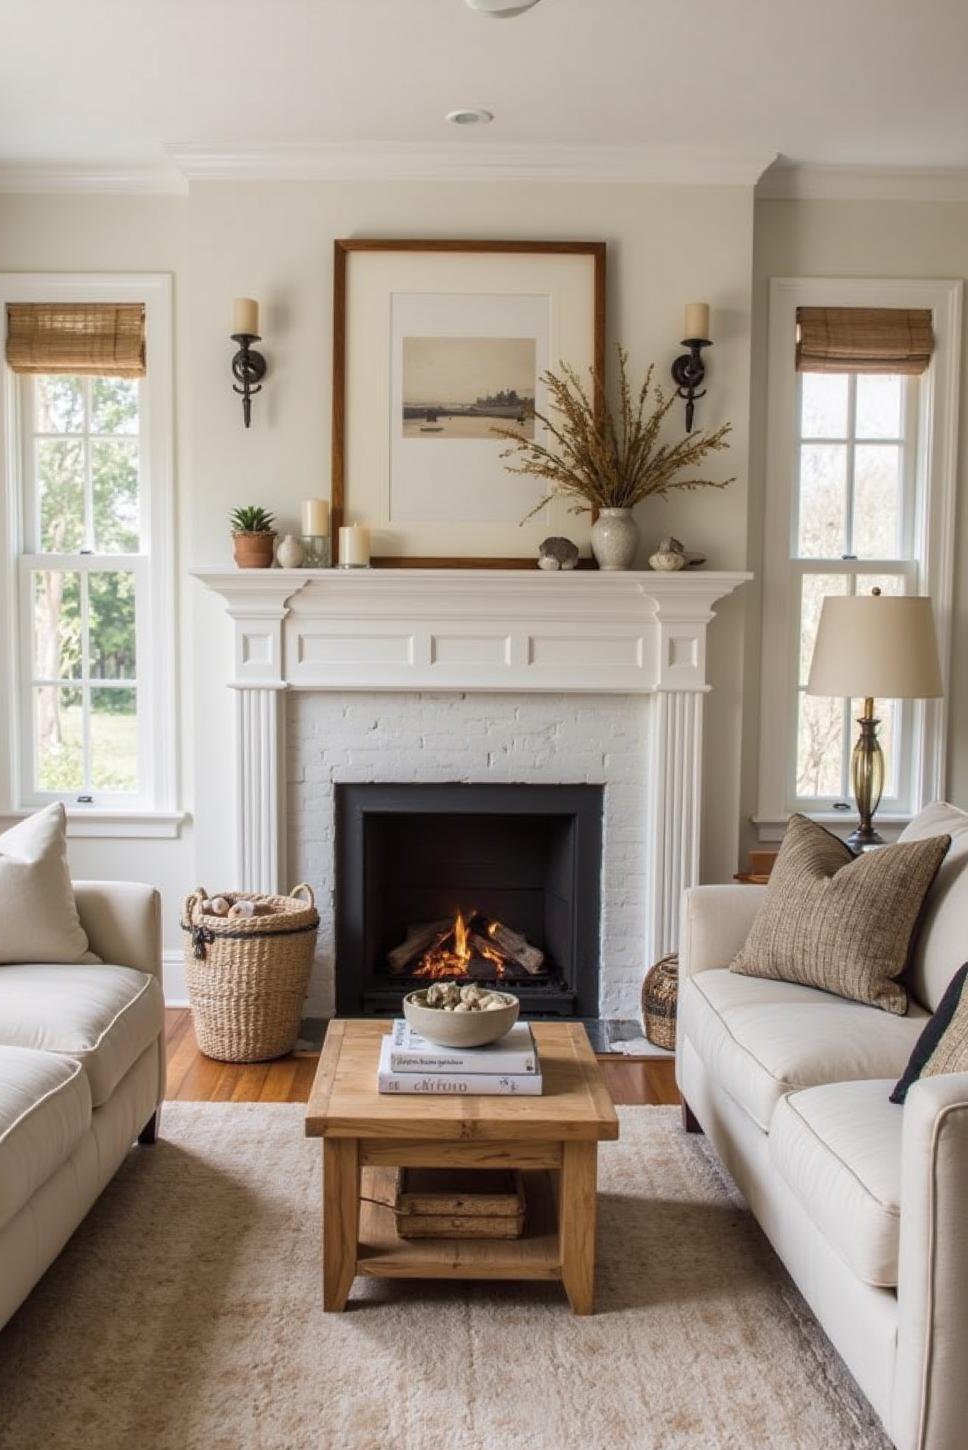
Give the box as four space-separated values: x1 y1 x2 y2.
494 345 733 523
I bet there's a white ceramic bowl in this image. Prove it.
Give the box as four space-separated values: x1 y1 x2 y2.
402 989 520 1048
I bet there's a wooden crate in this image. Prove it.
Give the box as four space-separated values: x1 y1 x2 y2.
393 1167 526 1240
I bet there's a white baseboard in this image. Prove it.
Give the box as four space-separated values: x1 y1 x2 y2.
162 949 188 1006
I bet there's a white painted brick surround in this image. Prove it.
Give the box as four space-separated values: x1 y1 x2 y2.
288 690 650 1018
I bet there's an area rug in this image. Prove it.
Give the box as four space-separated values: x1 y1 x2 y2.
0 1104 891 1450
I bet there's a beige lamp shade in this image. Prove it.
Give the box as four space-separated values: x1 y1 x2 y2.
807 594 943 700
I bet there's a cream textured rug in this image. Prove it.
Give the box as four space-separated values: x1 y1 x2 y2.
0 1104 891 1450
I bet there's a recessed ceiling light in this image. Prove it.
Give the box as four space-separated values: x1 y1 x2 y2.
446 107 494 126
464 0 542 15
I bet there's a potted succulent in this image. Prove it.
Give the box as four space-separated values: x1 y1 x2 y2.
230 506 276 569
495 347 733 571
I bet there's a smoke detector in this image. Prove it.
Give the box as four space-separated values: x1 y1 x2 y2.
446 107 494 126
463 0 543 16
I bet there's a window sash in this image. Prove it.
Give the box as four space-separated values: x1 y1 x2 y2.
17 553 149 808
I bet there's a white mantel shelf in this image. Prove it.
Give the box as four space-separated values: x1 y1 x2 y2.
192 568 751 695
194 566 750 966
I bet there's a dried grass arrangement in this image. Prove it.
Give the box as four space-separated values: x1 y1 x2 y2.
494 345 733 522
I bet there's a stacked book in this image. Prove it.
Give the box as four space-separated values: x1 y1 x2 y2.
377 1018 542 1096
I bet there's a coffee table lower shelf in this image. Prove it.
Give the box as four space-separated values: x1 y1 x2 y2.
358 1167 560 1282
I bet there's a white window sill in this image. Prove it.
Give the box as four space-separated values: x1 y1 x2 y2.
1 807 187 840
751 812 911 845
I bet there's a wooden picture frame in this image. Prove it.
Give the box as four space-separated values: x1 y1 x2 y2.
331 239 606 567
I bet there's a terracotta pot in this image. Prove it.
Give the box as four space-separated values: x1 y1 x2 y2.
232 531 276 569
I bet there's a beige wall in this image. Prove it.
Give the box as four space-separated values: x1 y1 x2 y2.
1 179 756 987
744 198 968 854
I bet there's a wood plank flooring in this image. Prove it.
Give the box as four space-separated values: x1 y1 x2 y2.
163 1009 679 1108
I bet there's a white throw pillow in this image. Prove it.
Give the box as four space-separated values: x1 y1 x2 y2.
0 803 94 964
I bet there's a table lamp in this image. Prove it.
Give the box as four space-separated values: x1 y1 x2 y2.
806 588 943 851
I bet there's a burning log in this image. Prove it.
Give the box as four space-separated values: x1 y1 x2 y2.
486 921 545 975
387 919 451 973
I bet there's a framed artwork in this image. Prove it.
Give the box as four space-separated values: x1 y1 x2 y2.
331 239 606 566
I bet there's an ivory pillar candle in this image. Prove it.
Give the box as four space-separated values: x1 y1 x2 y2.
684 302 710 341
301 498 329 536
232 297 260 336
338 524 371 568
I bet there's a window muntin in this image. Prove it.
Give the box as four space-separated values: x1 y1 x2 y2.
791 371 917 810
20 373 145 805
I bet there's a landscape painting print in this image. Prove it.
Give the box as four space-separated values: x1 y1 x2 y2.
402 336 536 441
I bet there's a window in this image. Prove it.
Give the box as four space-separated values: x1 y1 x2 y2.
756 279 961 840
1 277 176 830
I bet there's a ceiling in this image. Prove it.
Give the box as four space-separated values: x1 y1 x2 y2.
1 0 966 184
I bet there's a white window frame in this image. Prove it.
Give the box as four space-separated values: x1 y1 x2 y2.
754 277 962 843
0 274 180 838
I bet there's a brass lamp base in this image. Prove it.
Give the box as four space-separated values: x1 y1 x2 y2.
847 697 885 854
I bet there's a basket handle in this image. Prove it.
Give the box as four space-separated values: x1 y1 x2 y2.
185 887 209 923
289 882 315 908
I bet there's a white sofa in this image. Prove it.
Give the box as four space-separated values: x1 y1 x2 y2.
0 880 165 1329
677 801 968 1450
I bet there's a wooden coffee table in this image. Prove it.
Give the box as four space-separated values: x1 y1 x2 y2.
305 1019 619 1314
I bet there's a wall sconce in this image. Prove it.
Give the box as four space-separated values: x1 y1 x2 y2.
230 297 267 429
671 302 712 432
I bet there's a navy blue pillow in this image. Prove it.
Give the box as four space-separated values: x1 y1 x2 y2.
891 963 968 1104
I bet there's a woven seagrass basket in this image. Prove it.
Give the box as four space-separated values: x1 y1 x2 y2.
641 953 678 1051
182 885 319 1062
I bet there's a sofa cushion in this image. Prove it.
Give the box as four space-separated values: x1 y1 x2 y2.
0 1045 92 1232
730 813 950 1015
770 1081 902 1287
680 967 927 1131
898 802 968 1011
0 804 97 965
0 965 163 1107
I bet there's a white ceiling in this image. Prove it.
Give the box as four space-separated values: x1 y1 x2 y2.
1 0 967 183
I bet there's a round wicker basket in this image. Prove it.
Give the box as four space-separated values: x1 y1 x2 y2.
182 885 319 1062
641 953 678 1051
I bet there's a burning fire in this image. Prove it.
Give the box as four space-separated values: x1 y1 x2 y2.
413 910 508 980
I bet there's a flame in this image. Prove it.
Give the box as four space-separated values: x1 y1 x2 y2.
412 909 507 980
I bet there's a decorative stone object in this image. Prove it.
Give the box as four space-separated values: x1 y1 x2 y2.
276 534 305 569
590 508 639 571
537 536 580 571
649 535 707 570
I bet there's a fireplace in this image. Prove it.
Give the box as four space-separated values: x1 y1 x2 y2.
334 783 603 1017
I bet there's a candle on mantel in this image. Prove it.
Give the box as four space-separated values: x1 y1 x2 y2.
232 297 260 337
684 302 710 342
339 524 371 568
301 498 329 536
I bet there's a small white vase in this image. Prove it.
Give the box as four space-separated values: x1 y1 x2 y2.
276 533 305 569
591 508 639 571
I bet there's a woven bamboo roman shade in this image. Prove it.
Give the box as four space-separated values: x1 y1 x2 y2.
5 303 146 377
796 307 934 376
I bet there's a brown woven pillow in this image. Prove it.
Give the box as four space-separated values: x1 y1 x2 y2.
730 814 950 1014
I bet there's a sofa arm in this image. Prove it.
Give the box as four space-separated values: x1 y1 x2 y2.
678 884 765 979
893 1073 968 1450
73 880 163 986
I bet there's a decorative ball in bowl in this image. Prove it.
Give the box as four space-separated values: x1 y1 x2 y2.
403 983 520 1049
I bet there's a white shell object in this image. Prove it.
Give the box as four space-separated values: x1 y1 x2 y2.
276 534 305 569
538 555 560 570
649 550 686 571
209 896 231 916
228 899 256 918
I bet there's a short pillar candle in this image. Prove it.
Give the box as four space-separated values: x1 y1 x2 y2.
232 297 260 336
684 302 710 341
301 498 329 536
338 524 371 568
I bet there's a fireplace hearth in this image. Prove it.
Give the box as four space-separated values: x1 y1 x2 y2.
334 783 603 1017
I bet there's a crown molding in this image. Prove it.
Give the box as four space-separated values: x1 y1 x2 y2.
166 141 777 188
0 163 187 196
757 163 968 203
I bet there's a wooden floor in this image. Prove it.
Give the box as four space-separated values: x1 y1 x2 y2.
163 1009 679 1107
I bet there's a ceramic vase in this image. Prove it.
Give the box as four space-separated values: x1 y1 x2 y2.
276 533 305 569
591 508 638 571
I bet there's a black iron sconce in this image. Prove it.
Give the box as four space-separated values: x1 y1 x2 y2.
230 297 267 429
671 302 712 432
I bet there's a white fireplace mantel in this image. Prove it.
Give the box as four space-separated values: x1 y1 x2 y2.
193 567 750 977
